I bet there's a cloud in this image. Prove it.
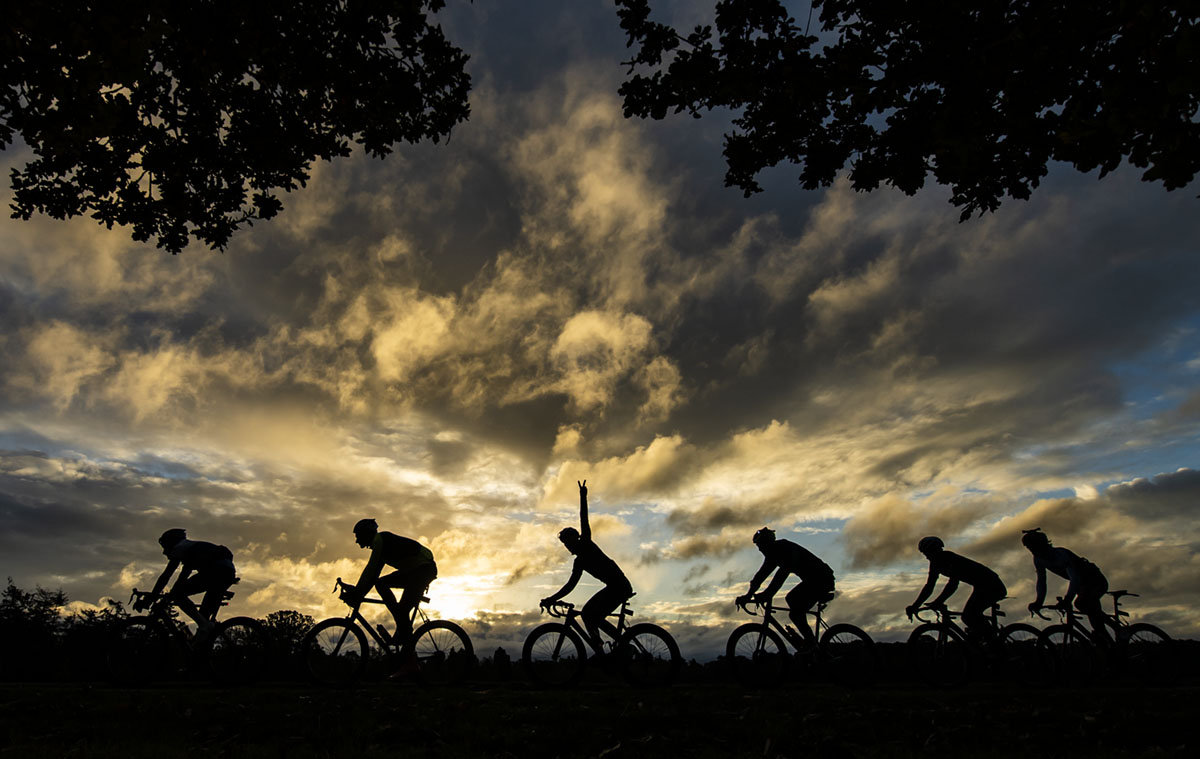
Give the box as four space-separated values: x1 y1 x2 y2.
843 492 991 569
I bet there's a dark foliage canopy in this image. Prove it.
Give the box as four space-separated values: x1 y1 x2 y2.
2 1 471 251
615 0 1200 217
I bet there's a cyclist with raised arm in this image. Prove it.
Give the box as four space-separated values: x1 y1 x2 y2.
1021 528 1110 644
347 518 438 645
140 528 237 638
906 536 1007 642
540 481 633 653
735 527 835 647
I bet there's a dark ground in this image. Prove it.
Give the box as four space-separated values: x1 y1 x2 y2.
1 680 1195 758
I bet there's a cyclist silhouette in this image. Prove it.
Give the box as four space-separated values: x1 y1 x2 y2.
347 518 438 644
540 481 633 653
735 527 835 647
1021 528 1110 643
140 528 237 637
906 536 1007 642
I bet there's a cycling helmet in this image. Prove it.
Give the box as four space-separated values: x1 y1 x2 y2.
353 518 378 536
753 527 776 547
558 527 580 544
158 528 187 549
917 536 944 554
1021 528 1051 549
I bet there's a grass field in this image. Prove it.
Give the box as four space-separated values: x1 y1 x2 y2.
1 679 1195 758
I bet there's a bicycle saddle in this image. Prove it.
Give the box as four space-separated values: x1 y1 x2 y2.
1108 589 1137 599
222 590 236 600
819 590 835 603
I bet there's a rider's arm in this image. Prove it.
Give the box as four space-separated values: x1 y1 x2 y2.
148 559 180 598
930 577 958 606
760 567 790 600
578 480 590 541
353 539 386 599
1031 560 1047 608
745 555 774 597
1062 562 1079 607
543 565 583 605
909 563 939 611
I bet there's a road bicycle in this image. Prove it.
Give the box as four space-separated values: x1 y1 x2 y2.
301 577 474 687
906 602 1041 687
1034 590 1172 684
522 595 682 687
726 593 877 688
106 587 268 685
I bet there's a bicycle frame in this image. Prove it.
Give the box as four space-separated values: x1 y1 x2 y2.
1034 591 1130 643
331 577 431 650
738 599 832 651
910 603 1008 643
128 588 232 641
541 597 634 655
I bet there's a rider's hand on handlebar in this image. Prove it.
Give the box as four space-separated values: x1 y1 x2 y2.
905 604 918 621
734 594 751 608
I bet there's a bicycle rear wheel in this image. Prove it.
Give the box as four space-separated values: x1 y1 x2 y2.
997 623 1042 684
209 616 270 685
820 623 878 687
617 623 681 687
522 623 586 687
1038 624 1099 682
907 623 969 687
302 619 368 686
107 618 175 684
407 620 474 686
1121 623 1173 685
726 624 788 688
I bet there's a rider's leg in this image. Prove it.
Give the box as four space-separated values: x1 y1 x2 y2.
1076 593 1110 645
197 567 236 621
1076 570 1110 645
784 581 825 645
374 571 409 639
376 563 438 641
962 583 1004 642
581 582 630 651
169 574 212 631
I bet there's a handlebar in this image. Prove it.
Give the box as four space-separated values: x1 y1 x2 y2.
910 604 952 623
734 599 789 616
540 601 575 618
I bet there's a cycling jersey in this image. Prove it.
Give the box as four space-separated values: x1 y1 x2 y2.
1034 546 1105 589
166 539 235 571
927 550 1004 592
355 531 436 598
572 539 629 588
749 538 834 593
370 531 435 572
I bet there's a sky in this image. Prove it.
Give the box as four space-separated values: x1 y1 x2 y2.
2 1 1199 658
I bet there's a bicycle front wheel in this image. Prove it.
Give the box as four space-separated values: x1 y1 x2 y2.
726 623 788 688
209 616 270 685
302 619 368 686
617 623 681 687
407 620 474 686
907 623 969 687
1038 624 1098 682
1120 623 1173 685
522 623 586 687
820 623 878 687
107 618 175 684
